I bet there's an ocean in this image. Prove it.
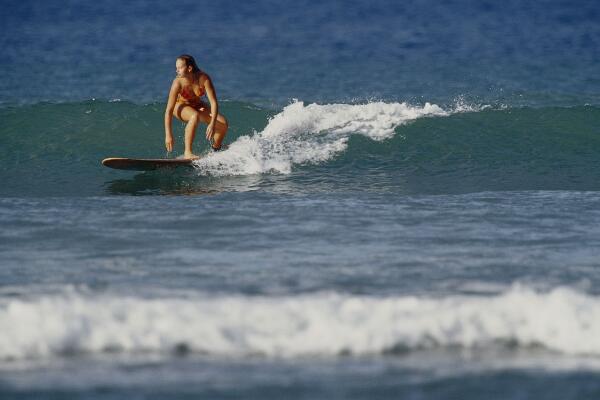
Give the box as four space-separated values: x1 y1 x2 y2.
1 0 600 398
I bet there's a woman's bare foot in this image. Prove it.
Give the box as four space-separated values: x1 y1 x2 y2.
183 153 200 160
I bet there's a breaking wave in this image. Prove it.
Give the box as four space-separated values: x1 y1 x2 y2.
2 285 600 361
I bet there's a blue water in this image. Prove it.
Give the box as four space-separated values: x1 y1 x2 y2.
2 0 599 107
1 1 600 399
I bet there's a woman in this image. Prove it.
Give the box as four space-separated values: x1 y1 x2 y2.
164 54 228 159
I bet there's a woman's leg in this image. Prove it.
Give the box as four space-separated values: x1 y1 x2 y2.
188 101 229 149
209 113 229 149
174 104 201 158
174 102 229 155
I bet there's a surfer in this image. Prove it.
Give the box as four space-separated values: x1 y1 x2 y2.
164 54 228 159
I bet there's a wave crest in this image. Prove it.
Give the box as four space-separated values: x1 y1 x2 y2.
192 101 449 176
1 285 599 361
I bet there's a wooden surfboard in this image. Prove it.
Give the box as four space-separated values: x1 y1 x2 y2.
102 157 195 171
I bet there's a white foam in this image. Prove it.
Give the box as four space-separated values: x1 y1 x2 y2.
192 101 448 176
1 285 600 361
451 95 492 113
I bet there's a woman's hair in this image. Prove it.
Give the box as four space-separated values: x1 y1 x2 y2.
177 54 201 73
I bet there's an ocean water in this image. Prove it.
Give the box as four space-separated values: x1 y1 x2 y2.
1 0 600 399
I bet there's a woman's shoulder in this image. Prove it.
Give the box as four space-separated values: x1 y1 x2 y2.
198 71 211 84
171 76 185 88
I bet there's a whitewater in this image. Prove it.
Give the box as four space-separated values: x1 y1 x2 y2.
191 101 450 176
2 285 600 362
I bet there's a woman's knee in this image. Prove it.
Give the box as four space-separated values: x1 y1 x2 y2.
219 115 229 132
187 110 201 125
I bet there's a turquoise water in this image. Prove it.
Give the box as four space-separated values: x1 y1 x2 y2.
2 102 600 196
1 1 600 399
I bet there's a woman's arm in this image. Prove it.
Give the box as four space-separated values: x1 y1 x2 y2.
203 74 219 142
164 79 180 152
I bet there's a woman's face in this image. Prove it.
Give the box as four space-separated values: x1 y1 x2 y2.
175 59 190 77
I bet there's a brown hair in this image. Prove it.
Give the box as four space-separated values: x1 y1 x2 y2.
177 54 201 73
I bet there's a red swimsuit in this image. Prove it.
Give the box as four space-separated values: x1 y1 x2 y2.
177 82 205 106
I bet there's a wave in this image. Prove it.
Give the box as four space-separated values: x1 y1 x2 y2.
1 100 599 196
153 101 600 194
191 100 451 176
1 285 600 361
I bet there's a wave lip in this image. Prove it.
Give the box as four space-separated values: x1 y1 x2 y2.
192 100 449 176
1 285 599 362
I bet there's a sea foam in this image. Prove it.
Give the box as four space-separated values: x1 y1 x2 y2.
1 285 599 361
192 101 448 176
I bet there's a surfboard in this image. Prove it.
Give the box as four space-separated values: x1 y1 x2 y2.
102 157 195 171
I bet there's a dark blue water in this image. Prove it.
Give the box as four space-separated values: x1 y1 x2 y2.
2 0 598 107
1 1 600 399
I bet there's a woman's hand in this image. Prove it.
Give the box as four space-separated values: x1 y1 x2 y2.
205 122 215 142
165 133 174 152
